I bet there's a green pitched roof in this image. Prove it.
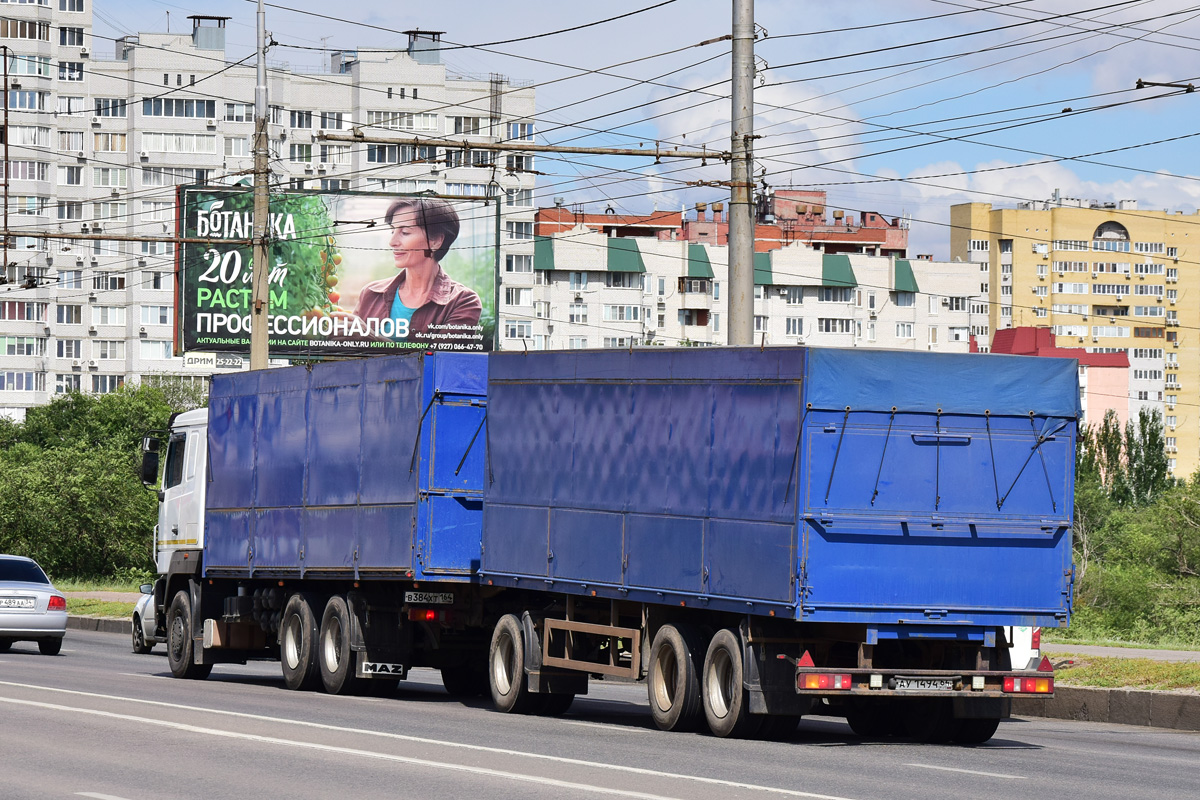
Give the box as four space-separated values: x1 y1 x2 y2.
753 251 773 285
821 253 857 287
686 244 714 278
894 259 919 293
607 238 646 273
533 235 554 271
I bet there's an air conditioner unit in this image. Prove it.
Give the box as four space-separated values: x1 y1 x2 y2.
1157 295 1163 302
1092 336 1098 342
87 326 96 334
206 118 217 128
1030 287 1038 294
76 151 86 160
89 256 98 264
137 257 146 266
43 325 51 335
75 256 84 265
9 79 19 89
1082 314 1088 320
941 297 950 306
110 188 120 197
303 163 314 173
79 48 88 58
574 293 582 302
87 360 97 369
1173 341 1180 348
139 151 149 159
92 223 102 232
90 116 100 125
1170 297 1176 305
316 163 328 172
138 326 147 336
71 360 81 369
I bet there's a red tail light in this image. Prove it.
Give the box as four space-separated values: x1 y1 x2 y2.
1031 627 1042 650
407 608 453 624
1003 675 1054 693
798 673 853 691
47 595 66 611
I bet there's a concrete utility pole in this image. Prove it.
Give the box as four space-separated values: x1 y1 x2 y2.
249 0 270 370
728 0 755 345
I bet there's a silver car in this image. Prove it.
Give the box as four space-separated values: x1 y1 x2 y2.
132 584 163 654
0 555 67 655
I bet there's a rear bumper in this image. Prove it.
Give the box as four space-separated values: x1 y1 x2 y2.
0 610 68 638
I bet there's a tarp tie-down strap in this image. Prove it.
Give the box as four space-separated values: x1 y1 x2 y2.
824 407 851 505
408 393 440 474
985 411 1001 510
783 399 809 504
870 407 897 506
935 409 942 511
455 410 488 476
998 415 1069 511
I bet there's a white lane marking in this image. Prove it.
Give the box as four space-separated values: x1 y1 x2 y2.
560 720 650 734
0 681 861 800
118 673 169 679
905 763 1027 780
8 696 680 800
77 793 136 800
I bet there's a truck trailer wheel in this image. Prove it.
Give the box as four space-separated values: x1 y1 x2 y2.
441 662 489 697
281 593 321 691
952 717 1001 744
488 614 538 714
318 595 361 695
903 698 957 743
701 628 760 738
647 624 704 732
166 590 212 680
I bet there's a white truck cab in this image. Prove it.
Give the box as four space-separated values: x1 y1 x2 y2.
144 408 208 574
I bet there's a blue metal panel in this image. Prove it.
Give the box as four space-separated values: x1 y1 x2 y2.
206 381 259 511
306 361 365 507
429 401 486 493
251 507 302 570
624 514 703 593
355 505 415 571
431 352 488 397
358 356 422 506
253 368 309 509
708 381 799 523
302 507 357 569
423 495 482 573
705 519 795 602
204 510 250 570
624 384 712 516
481 504 548 577
549 508 624 585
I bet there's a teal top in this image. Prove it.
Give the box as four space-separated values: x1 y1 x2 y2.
389 291 418 340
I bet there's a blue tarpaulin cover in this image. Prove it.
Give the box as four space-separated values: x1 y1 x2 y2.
804 348 1081 418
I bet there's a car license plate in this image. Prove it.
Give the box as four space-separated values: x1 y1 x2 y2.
895 677 955 691
405 592 453 605
0 597 35 609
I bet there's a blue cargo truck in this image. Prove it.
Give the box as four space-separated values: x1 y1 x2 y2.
140 347 1075 743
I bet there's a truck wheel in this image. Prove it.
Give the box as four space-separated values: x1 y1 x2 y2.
166 590 212 680
701 628 760 738
488 614 538 713
903 698 956 743
281 593 321 691
647 623 704 732
953 717 1001 745
536 693 575 716
845 700 898 738
318 595 360 695
132 615 153 654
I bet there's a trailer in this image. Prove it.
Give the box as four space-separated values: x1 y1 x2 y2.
141 347 1075 743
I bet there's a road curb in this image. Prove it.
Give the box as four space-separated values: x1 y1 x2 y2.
1012 686 1200 731
67 615 128 635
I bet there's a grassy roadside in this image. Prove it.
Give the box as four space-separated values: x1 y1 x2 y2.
1053 655 1200 692
66 598 137 618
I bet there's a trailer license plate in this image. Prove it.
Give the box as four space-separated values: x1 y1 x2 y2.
405 592 453 605
896 677 955 691
0 597 34 609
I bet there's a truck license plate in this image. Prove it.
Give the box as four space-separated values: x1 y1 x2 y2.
895 677 955 691
405 592 453 605
0 597 35 609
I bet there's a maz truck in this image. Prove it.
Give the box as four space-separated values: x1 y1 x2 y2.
139 347 1074 743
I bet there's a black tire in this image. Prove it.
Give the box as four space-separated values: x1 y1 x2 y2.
280 593 321 691
488 614 538 714
38 637 63 656
536 693 576 716
647 623 705 732
318 595 360 695
845 700 897 738
953 717 1001 745
166 590 212 680
441 662 489 697
903 698 957 743
701 628 760 738
132 615 153 654
756 714 801 741
0 638 12 652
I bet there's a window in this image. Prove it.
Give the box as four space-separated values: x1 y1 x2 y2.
569 272 588 291
140 340 173 360
319 111 343 130
320 179 349 191
92 273 125 291
968 239 989 251
59 26 83 45
58 270 82 289
786 317 802 337
1167 247 1178 258
506 154 534 172
141 200 172 222
1 336 45 356
0 371 45 391
1134 242 1164 254
289 110 313 129
7 54 50 77
928 327 939 344
92 374 124 394
289 144 312 163
58 165 82 185
56 339 81 359
754 315 768 333
0 19 50 39
367 111 438 131
506 254 533 273
896 322 914 338
506 221 533 240
56 304 81 324
91 306 125 325
58 61 83 81
59 0 83 10
507 122 534 141
141 98 216 118
681 310 710 327
142 132 216 154
59 130 84 151
142 270 171 290
56 94 84 114
92 168 127 188
894 291 914 307
607 273 643 289
1053 240 1088 251
7 90 47 111
54 373 80 394
817 318 853 333
93 202 127 222
819 287 852 303
141 241 174 257
949 327 970 342
1 161 48 181
93 132 127 152
319 144 350 164
568 337 587 350
603 305 642 321
94 340 124 359
505 319 531 339
602 337 631 349
998 239 1013 254
504 287 532 306
786 287 803 305
140 305 170 325
506 189 534 207
449 116 488 135
568 303 588 324
225 102 252 122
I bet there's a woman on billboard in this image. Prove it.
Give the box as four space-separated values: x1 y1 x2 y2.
352 196 482 341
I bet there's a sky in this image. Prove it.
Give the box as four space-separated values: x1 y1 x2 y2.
93 0 1200 258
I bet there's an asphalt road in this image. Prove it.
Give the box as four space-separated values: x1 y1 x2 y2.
1 630 1197 800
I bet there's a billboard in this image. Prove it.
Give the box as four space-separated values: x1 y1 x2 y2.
179 188 496 356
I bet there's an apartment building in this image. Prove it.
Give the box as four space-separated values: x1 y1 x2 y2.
512 217 979 352
951 195 1188 473
0 9 535 420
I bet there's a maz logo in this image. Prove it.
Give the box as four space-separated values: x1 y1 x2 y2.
362 662 406 675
